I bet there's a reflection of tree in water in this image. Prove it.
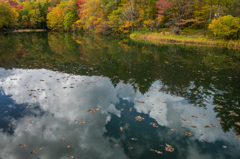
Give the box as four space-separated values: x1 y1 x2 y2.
1 32 240 134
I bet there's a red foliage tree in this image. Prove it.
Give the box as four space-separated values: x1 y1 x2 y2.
76 0 84 18
155 0 194 33
17 5 23 10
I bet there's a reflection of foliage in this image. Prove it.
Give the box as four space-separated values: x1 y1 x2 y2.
1 33 240 134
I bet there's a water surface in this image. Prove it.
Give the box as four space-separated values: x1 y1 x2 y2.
0 32 240 159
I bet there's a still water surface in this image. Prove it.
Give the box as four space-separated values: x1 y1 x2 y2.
0 32 240 159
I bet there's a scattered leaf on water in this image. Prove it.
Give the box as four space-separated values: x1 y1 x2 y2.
115 144 119 147
165 143 174 152
129 107 132 112
80 121 85 124
204 125 210 128
128 147 133 149
181 149 186 150
185 132 192 136
182 127 186 129
123 103 126 105
67 145 70 148
200 113 206 116
235 122 240 126
218 120 225 124
202 139 208 142
31 151 37 154
19 144 27 147
60 138 65 141
150 122 158 127
135 116 145 121
223 146 227 148
209 124 218 127
171 129 177 131
68 155 74 158
190 126 196 128
120 127 123 132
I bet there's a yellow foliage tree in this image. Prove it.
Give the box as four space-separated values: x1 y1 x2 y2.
209 15 240 39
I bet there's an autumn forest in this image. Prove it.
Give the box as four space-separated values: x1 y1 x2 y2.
0 0 240 38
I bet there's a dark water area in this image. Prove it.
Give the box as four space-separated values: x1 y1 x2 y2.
0 32 240 159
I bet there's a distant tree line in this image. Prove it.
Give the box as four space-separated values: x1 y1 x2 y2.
0 0 240 39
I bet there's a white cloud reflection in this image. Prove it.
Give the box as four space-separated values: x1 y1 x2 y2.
0 68 239 159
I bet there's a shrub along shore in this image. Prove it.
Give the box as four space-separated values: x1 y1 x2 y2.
130 29 240 49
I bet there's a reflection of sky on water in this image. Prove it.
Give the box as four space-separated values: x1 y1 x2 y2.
0 68 239 159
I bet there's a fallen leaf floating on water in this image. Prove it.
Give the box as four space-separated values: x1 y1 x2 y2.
200 113 206 116
202 139 208 142
120 127 123 132
204 125 210 128
129 107 132 112
236 135 240 139
171 129 177 131
31 151 37 154
135 100 144 103
131 138 138 140
235 122 240 126
181 149 186 150
135 116 145 121
150 122 158 127
190 126 196 128
19 144 27 147
229 111 239 117
115 144 119 147
179 118 190 122
68 155 74 158
201 133 204 136
121 109 124 111
123 103 126 105
60 138 65 141
191 115 198 118
80 121 85 124
223 146 227 148
182 126 186 129
209 124 218 127
128 147 133 149
26 120 33 124
150 149 162 154
165 143 174 152
39 147 45 150
87 109 96 114
156 151 162 154
185 132 192 136
218 120 225 124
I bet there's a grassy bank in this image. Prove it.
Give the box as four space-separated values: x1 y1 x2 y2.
130 29 240 49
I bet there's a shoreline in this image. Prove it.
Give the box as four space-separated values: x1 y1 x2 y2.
130 33 240 49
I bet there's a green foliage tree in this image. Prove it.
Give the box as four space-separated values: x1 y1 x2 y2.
0 2 19 30
209 15 240 39
47 6 64 30
64 12 77 31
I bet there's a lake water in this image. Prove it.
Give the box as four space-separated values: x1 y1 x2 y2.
0 32 240 159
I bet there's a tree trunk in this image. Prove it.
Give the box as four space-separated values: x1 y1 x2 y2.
209 0 212 23
237 30 239 40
